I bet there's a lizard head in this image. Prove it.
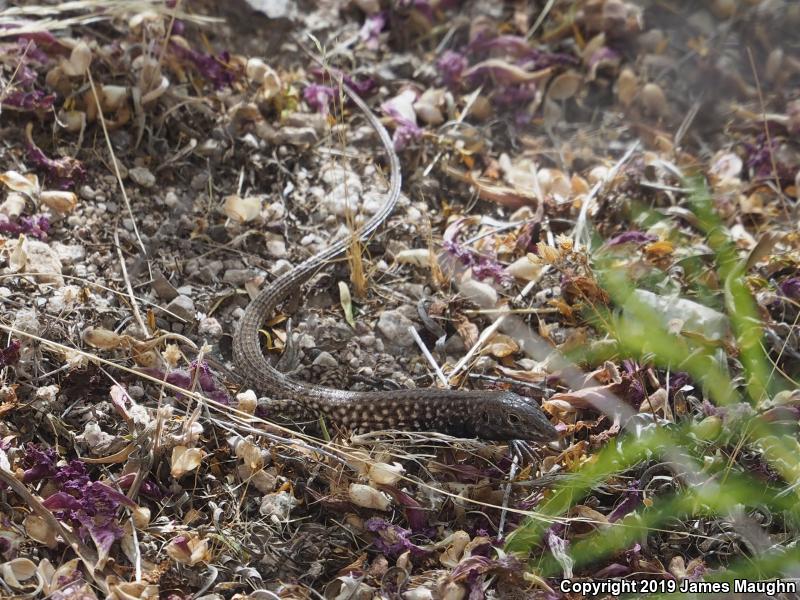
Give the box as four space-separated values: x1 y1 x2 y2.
472 391 558 441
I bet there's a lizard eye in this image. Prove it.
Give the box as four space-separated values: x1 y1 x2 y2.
507 413 520 425
482 412 490 423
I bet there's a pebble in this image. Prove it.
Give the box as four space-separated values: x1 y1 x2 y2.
312 351 338 368
197 260 224 284
79 185 97 200
165 295 195 321
276 126 318 146
51 242 86 265
266 239 287 258
223 269 255 286
129 166 156 188
397 283 425 300
460 277 498 307
164 191 179 208
12 239 63 286
474 356 496 371
405 205 422 223
377 309 416 347
270 259 293 277
361 190 383 214
151 271 179 301
297 333 316 349
385 240 409 259
198 316 223 338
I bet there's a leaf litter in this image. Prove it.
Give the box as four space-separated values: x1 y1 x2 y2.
0 0 798 598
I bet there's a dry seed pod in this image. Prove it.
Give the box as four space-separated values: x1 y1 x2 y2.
40 191 78 214
617 67 638 107
466 95 492 121
765 48 784 82
640 82 668 117
710 0 737 19
58 110 86 133
66 41 92 75
348 484 391 511
548 70 582 101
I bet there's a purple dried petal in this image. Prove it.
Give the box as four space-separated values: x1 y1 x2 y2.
437 50 468 87
359 12 387 50
449 553 523 596
594 562 631 578
378 485 427 532
309 68 375 98
587 46 621 69
607 482 642 522
442 239 511 285
15 31 66 57
345 76 376 97
2 90 55 112
169 19 186 36
468 35 534 58
50 578 94 600
303 84 336 115
171 535 190 553
25 135 85 189
19 214 51 239
382 105 422 151
116 473 164 500
24 215 51 238
779 277 800 301
42 491 83 511
490 83 537 108
0 340 20 368
21 443 58 483
365 517 428 557
144 367 230 404
44 475 134 556
191 361 231 405
169 41 239 89
606 231 657 246
191 360 215 391
81 513 122 557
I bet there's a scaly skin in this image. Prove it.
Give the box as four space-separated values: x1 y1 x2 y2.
232 80 557 442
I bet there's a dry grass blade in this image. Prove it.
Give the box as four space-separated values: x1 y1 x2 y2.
0 0 218 36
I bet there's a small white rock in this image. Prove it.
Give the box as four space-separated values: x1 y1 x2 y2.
377 310 416 347
166 295 195 321
259 490 299 520
266 239 287 258
198 316 223 338
236 389 258 414
459 277 498 307
270 259 293 277
129 166 156 188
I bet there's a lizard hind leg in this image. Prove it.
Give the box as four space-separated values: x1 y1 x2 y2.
257 396 320 432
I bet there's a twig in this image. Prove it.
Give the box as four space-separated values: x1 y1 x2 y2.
408 326 449 387
746 46 789 218
87 69 147 254
526 0 556 40
114 228 149 337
